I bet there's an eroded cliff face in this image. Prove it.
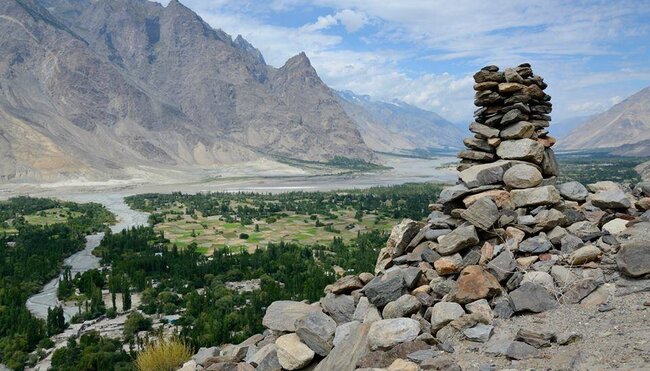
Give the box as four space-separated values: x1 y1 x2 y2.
0 0 374 182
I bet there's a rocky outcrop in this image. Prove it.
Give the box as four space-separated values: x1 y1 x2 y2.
183 65 650 371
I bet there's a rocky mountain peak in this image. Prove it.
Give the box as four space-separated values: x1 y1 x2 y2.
234 34 266 65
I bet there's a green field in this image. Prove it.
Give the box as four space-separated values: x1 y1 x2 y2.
126 183 442 255
155 205 396 254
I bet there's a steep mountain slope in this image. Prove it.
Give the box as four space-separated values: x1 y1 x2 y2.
0 0 373 182
550 115 591 139
337 91 466 154
560 87 650 152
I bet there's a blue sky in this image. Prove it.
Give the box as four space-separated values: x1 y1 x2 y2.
157 0 650 125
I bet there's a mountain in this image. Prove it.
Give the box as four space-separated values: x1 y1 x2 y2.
611 140 650 157
559 87 650 152
0 0 373 182
337 91 466 154
550 115 591 139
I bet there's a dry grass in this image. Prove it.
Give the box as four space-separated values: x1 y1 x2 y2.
135 337 193 371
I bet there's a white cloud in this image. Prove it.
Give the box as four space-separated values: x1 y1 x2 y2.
301 9 368 33
335 9 367 32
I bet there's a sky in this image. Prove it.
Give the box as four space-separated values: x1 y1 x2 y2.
156 0 650 125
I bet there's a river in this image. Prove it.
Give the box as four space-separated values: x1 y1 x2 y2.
25 194 149 321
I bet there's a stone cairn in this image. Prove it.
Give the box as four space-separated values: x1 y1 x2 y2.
182 66 650 371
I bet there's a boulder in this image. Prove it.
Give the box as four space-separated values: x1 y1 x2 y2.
437 225 479 255
506 341 541 360
511 186 561 208
521 271 555 291
463 324 494 342
460 197 499 230
566 221 601 241
429 302 466 331
295 311 337 356
550 265 577 288
434 253 463 275
602 218 628 235
559 278 599 304
320 293 356 324
497 139 545 163
590 189 632 209
567 245 601 265
617 242 650 277
382 295 421 319
385 219 420 257
503 164 543 189
327 275 364 294
533 209 567 230
248 344 281 370
316 322 371 371
262 301 321 332
541 148 560 177
470 122 500 138
454 265 502 304
194 347 219 366
556 181 588 202
465 299 494 321
364 275 408 308
275 334 315 370
510 282 558 313
353 297 382 324
486 250 516 282
519 234 553 254
500 122 535 139
368 319 421 350
458 160 513 188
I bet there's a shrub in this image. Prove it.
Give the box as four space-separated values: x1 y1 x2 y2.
135 337 192 371
239 233 249 240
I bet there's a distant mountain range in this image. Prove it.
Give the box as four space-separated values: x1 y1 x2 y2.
1 0 378 182
337 91 465 154
559 87 650 155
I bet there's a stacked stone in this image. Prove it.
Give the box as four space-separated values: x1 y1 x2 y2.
458 63 557 180
181 66 650 371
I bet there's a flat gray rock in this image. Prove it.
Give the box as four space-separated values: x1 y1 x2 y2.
368 318 421 350
510 282 558 313
519 234 553 254
262 301 322 332
497 139 545 164
364 275 408 308
617 241 650 277
382 294 421 319
590 189 632 209
295 311 337 356
511 185 561 207
437 225 479 255
460 197 499 230
556 181 588 202
320 293 355 324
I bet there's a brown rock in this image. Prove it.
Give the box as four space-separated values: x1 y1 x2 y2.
454 265 502 304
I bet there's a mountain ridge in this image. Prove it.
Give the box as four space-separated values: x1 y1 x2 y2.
337 90 466 154
559 87 650 153
0 0 375 182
